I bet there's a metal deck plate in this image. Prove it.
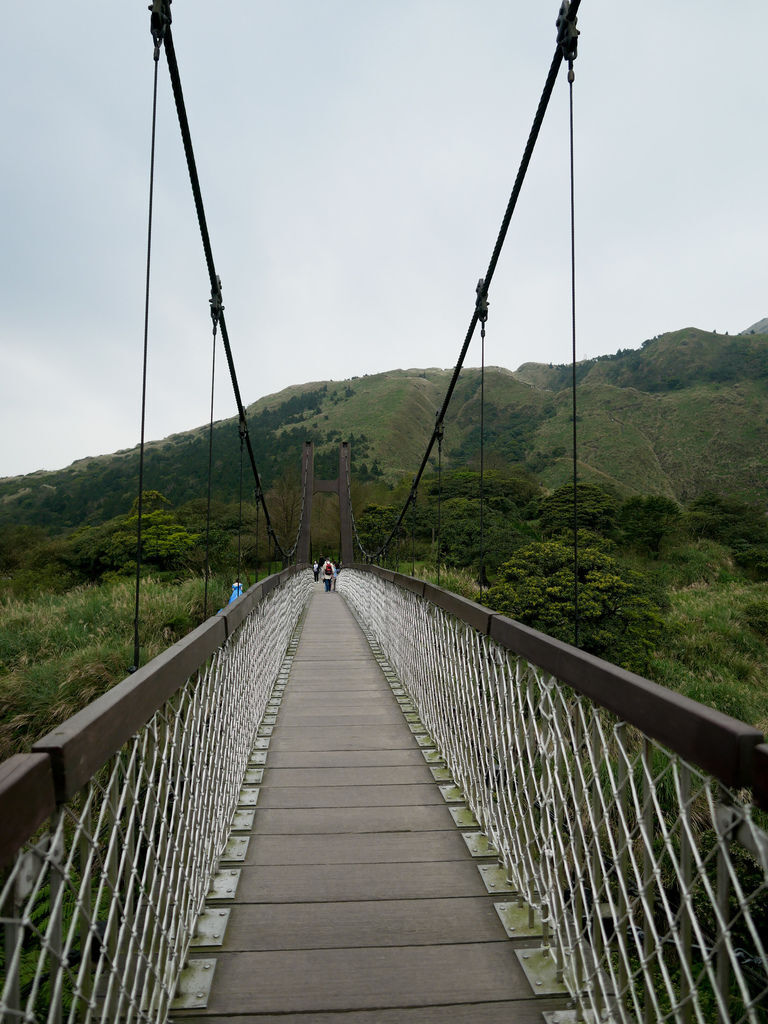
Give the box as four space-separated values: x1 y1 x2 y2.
429 765 453 782
244 767 264 785
516 948 569 997
231 808 256 832
207 867 241 900
461 831 499 858
190 908 231 948
171 959 216 1010
494 901 543 938
439 783 465 803
238 787 260 807
449 805 479 829
478 863 517 894
222 836 249 862
249 749 267 765
422 748 445 765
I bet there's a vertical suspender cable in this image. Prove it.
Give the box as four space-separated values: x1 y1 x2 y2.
436 416 444 587
132 26 164 672
566 44 580 646
476 280 489 591
411 491 417 576
237 424 245 587
203 282 222 619
202 331 216 617
255 487 261 581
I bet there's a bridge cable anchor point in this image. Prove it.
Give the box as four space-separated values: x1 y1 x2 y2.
556 1 579 65
148 0 172 59
210 275 224 328
475 278 489 324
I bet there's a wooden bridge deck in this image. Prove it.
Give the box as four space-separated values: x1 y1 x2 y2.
172 583 567 1023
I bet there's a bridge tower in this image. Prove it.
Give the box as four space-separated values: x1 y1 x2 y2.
297 441 354 565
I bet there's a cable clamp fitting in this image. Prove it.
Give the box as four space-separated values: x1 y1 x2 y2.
556 1 579 64
149 0 172 59
475 278 489 324
238 414 248 442
210 276 224 329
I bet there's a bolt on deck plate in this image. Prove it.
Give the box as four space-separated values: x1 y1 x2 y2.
430 765 453 782
252 736 270 750
238 786 260 807
494 900 543 938
244 767 264 785
249 749 267 765
190 908 231 948
516 948 569 997
415 733 435 747
207 867 241 900
462 831 499 858
171 958 216 1010
478 863 517 894
449 805 479 829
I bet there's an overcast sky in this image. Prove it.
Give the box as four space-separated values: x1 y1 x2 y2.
1 2 765 479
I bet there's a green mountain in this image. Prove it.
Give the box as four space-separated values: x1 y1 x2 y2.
2 326 767 531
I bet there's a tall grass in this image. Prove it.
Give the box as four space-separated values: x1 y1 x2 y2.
0 575 231 760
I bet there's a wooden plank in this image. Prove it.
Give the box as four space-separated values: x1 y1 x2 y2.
275 710 406 726
265 749 428 768
195 943 529 1015
244 830 470 866
263 766 433 787
172 1004 565 1024
255 783 445 809
251 805 455 835
268 726 423 751
221 896 507 950
235 860 490 903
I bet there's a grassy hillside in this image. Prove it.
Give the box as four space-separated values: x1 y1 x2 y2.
2 327 767 532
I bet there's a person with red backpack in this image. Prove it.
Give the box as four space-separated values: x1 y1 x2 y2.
323 559 334 592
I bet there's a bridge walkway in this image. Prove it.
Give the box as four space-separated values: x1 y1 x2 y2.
173 582 566 1023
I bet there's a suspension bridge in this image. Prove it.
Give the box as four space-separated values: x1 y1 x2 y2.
2 2 768 1022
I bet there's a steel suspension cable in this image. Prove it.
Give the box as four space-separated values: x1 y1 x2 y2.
132 19 165 671
368 0 581 562
157 15 289 560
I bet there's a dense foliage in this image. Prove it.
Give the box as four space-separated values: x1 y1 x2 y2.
1 457 768 758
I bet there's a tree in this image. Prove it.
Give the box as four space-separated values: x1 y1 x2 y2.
619 495 682 556
538 484 620 539
487 539 664 674
66 491 200 578
355 504 400 558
